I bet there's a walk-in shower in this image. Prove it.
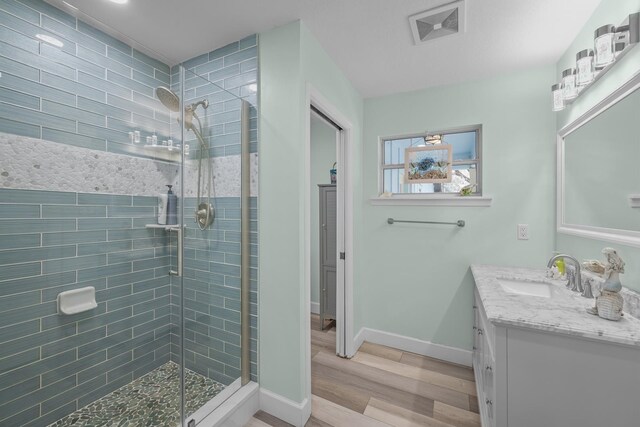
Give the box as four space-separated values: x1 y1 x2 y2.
0 0 258 425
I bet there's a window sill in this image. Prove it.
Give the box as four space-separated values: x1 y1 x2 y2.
369 195 493 207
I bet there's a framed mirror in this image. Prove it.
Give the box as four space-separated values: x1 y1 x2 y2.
558 73 640 247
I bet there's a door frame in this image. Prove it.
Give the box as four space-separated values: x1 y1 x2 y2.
304 84 355 394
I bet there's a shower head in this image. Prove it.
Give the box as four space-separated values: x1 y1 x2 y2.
156 86 180 112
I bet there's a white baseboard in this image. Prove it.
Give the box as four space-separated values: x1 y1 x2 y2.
259 388 311 427
310 302 319 314
353 326 366 352
199 381 259 427
353 327 472 367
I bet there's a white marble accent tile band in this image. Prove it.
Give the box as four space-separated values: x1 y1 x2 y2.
0 133 258 197
1 133 179 196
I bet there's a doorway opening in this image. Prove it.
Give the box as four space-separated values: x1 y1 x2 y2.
310 107 341 338
305 87 355 417
305 88 355 356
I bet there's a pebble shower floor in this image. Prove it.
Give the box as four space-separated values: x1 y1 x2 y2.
48 362 224 427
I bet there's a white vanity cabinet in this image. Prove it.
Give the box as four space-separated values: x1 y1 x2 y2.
473 287 640 427
473 288 503 427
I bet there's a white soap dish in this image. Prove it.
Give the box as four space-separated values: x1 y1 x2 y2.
57 286 98 315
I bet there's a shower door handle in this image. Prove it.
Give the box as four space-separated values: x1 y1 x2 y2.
168 226 183 277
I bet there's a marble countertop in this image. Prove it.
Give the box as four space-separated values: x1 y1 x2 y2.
471 264 640 348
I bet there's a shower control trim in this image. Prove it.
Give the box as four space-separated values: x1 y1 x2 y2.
196 202 214 230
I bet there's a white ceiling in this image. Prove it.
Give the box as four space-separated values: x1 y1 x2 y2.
49 0 602 98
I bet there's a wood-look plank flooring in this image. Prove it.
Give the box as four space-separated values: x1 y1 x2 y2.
248 315 480 427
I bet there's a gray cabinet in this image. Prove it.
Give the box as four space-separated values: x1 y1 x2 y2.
318 185 336 329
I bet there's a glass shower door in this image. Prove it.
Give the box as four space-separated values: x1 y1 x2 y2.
174 64 254 425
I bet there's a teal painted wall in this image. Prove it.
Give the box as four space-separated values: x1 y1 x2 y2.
259 20 363 403
556 0 640 293
258 21 305 403
361 66 557 351
310 115 336 306
299 22 365 341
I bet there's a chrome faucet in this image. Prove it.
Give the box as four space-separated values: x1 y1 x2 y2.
547 254 585 295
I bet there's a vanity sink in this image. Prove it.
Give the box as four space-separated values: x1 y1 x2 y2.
473 265 640 427
498 278 552 298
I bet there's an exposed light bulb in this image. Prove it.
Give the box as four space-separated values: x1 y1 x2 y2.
551 84 565 112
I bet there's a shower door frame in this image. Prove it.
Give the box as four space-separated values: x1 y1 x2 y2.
177 66 253 427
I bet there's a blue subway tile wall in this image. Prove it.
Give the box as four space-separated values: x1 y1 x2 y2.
181 34 258 158
173 196 258 385
1 0 260 420
0 0 171 155
0 188 172 426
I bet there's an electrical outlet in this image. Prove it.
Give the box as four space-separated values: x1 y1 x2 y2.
517 224 529 240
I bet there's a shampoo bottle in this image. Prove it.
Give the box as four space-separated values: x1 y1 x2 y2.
166 185 178 225
157 194 168 225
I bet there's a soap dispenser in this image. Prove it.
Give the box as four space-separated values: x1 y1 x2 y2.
166 185 178 225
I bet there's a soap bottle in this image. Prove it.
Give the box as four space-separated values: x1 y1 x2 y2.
555 255 566 276
166 185 178 225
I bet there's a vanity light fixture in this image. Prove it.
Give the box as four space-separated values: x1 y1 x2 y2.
109 0 128 4
551 12 639 111
35 34 64 48
594 24 617 68
575 49 595 86
551 84 565 112
561 68 578 100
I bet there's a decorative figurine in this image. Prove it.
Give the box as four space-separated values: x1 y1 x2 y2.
602 247 625 292
587 248 625 321
582 259 605 275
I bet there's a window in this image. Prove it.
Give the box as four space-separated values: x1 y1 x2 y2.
380 126 481 196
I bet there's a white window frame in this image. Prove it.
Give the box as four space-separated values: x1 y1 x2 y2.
372 124 492 207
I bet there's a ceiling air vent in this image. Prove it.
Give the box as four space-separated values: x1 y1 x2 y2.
409 1 466 45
